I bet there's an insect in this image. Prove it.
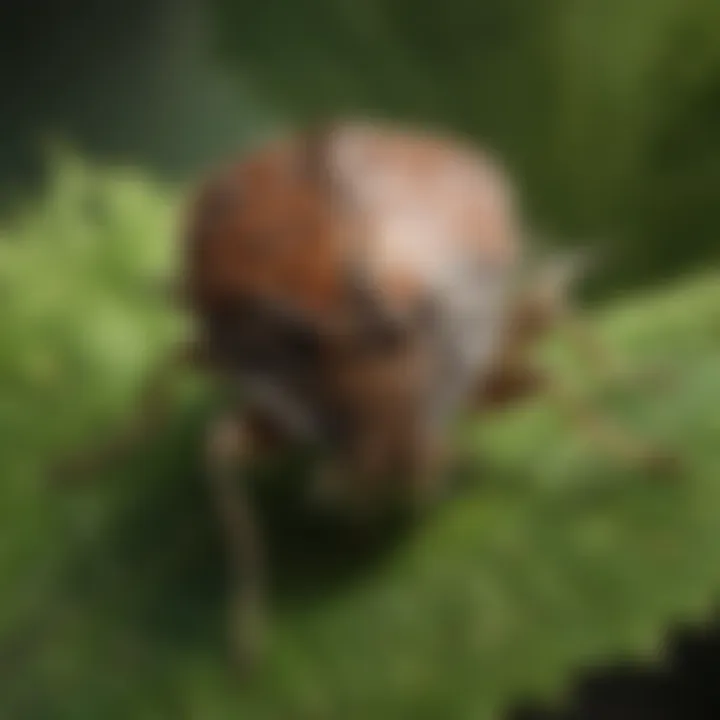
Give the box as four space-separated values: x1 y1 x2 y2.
56 119 674 672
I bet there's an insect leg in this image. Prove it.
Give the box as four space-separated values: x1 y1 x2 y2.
205 411 267 674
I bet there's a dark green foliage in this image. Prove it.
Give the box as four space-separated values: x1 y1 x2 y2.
212 0 720 293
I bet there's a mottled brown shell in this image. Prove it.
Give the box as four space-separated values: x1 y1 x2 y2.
183 121 522 333
181 121 526 457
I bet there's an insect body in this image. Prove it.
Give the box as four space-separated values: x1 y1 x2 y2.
59 120 672 671
184 121 524 504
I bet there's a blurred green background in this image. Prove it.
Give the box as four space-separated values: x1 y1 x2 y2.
3 0 720 290
0 1 719 718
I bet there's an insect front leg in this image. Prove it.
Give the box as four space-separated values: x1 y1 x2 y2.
542 373 678 474
469 358 677 474
559 309 673 391
205 411 268 674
